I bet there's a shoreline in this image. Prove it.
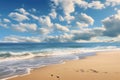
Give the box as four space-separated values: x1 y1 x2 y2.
1 51 97 80
7 50 120 80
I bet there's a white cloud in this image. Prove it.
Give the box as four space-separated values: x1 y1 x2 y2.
25 15 53 35
70 27 104 41
16 8 29 15
72 32 95 40
0 23 7 28
88 1 105 9
75 0 104 9
39 16 53 28
30 14 39 20
9 12 29 22
0 19 9 28
44 33 73 42
51 0 104 24
102 10 120 37
64 15 75 24
49 9 57 19
43 26 104 42
105 0 120 7
52 0 75 15
51 0 75 23
80 13 94 25
55 23 69 32
76 22 89 28
3 35 41 43
27 24 37 31
75 0 88 9
38 24 106 42
3 1 120 43
16 8 39 20
12 23 37 32
77 13 94 27
52 0 105 14
61 0 75 15
3 34 73 43
38 28 50 35
59 15 64 21
3 18 11 23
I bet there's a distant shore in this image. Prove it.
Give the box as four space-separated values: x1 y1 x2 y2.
8 50 120 80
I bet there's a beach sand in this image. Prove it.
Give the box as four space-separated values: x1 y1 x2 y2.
8 51 120 80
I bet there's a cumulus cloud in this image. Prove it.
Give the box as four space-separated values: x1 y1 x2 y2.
11 23 37 32
102 10 120 37
39 16 53 28
3 35 41 43
54 23 69 32
0 19 10 28
77 13 94 27
76 0 105 9
79 13 94 25
88 1 105 9
43 27 104 42
71 29 95 40
76 22 88 28
37 16 54 35
59 15 64 21
44 33 73 42
38 28 50 35
52 0 105 12
30 14 39 20
49 9 57 19
51 0 75 15
105 0 120 7
2 1 120 43
16 8 39 20
9 12 29 22
3 18 11 23
70 27 104 41
16 8 29 15
51 0 75 23
72 32 95 40
51 0 104 24
64 15 75 24
75 0 88 9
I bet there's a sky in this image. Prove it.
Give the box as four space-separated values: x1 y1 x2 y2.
0 0 120 43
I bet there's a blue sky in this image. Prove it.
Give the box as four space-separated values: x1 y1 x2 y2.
0 0 120 43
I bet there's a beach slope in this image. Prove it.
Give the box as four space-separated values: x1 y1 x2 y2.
8 51 120 80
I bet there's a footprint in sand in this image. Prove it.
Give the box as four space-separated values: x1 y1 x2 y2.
56 75 60 80
56 76 60 78
89 69 99 73
50 74 60 80
51 74 54 77
80 69 85 72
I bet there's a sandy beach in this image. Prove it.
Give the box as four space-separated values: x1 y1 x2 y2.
8 51 120 80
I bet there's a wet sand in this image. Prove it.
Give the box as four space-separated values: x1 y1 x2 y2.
8 51 120 80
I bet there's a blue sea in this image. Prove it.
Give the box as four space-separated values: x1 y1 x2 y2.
0 42 120 79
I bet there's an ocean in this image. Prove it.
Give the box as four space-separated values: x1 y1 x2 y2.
0 42 120 79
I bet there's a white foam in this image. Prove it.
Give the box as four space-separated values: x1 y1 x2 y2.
0 53 34 62
1 47 120 80
0 46 120 62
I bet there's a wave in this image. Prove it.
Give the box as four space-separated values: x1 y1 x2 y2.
0 46 119 62
0 45 120 80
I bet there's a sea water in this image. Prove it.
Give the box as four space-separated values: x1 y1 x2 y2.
0 42 120 79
